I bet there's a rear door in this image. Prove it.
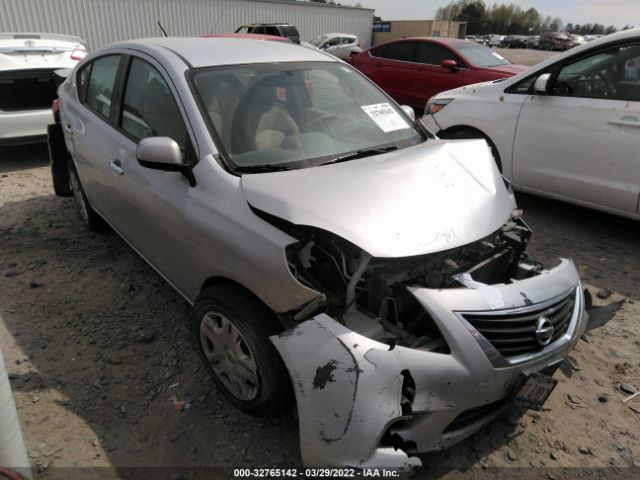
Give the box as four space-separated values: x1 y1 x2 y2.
364 41 420 107
512 42 640 214
64 54 124 216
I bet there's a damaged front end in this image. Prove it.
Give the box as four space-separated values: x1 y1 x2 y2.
269 213 593 470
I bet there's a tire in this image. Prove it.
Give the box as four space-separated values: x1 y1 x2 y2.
193 284 293 415
67 160 104 231
439 127 503 172
47 123 72 197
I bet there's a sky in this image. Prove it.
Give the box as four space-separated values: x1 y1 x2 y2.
355 0 637 28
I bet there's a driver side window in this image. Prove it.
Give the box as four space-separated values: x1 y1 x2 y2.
120 57 187 148
552 43 640 101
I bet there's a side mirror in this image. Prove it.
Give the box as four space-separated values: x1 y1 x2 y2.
400 105 416 121
137 137 196 186
534 73 551 95
441 59 459 71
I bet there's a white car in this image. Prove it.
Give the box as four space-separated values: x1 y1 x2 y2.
0 32 86 145
488 35 504 47
423 28 640 220
309 32 360 60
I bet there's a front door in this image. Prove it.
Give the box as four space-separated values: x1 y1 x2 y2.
105 55 198 287
513 42 640 214
412 41 473 108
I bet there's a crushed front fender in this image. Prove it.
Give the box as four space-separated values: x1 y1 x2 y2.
271 315 422 471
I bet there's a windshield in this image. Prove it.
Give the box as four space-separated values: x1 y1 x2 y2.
310 35 330 46
190 62 425 172
451 43 510 67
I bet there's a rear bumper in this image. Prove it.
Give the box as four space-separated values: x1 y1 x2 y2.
0 109 52 144
271 259 586 471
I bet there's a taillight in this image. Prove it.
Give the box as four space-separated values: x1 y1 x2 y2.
71 47 87 61
52 99 60 123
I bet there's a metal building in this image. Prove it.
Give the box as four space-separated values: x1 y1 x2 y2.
0 0 375 50
372 20 467 45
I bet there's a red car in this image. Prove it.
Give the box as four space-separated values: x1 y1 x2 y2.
350 37 528 110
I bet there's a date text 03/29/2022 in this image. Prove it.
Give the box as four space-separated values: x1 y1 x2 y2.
233 468 401 478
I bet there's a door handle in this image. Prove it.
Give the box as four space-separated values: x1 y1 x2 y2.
608 119 640 128
63 123 73 134
109 159 124 175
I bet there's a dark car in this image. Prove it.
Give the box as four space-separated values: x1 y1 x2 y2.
501 35 528 48
350 37 528 110
539 32 573 51
234 23 300 44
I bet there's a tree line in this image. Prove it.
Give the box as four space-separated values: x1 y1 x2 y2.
435 0 627 36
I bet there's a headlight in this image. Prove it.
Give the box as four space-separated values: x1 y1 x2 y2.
425 98 453 115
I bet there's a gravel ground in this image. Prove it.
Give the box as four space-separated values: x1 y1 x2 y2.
1 140 639 480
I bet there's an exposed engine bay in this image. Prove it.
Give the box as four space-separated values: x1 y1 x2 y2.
280 210 546 349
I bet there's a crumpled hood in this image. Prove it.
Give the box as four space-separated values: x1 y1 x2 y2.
242 139 515 258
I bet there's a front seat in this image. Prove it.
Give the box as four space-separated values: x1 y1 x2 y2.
230 75 302 155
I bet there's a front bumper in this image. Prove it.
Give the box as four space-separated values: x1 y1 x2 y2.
0 109 52 145
271 259 586 471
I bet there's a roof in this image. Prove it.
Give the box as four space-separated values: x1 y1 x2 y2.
201 33 292 43
105 37 335 68
370 36 471 49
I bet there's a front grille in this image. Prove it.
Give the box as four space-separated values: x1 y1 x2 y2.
444 398 509 433
462 290 576 357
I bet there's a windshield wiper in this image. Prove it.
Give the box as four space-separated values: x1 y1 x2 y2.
318 146 398 167
235 164 294 173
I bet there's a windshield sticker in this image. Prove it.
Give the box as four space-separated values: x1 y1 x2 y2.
361 103 410 133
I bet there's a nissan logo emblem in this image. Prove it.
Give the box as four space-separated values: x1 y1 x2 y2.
535 316 555 346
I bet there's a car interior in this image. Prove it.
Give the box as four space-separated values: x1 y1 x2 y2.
553 43 640 100
193 65 422 169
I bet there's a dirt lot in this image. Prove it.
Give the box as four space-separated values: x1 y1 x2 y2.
1 138 639 480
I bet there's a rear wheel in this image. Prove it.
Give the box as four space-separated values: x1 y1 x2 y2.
67 161 104 231
439 127 502 172
193 284 293 415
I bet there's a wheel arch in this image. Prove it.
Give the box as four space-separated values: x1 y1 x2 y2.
438 125 503 172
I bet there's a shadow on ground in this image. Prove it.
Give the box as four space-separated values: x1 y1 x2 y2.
0 144 49 173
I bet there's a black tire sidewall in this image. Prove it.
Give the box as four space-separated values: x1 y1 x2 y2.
193 285 292 415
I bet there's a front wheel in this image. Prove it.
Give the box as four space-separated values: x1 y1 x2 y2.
193 284 293 415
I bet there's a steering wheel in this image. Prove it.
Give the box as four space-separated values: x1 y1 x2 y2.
306 112 343 131
591 71 614 97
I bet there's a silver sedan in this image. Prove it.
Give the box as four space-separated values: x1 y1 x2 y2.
49 37 603 471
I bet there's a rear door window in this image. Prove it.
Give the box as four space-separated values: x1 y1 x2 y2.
119 57 187 148
374 42 417 62
85 55 121 120
265 27 280 36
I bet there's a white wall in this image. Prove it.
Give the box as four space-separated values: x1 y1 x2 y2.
0 0 374 50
